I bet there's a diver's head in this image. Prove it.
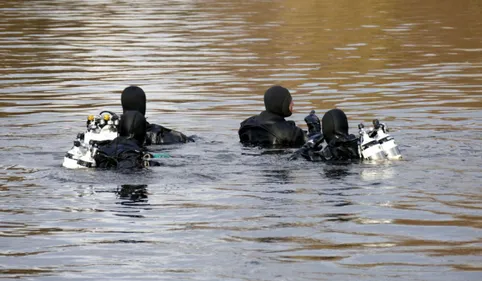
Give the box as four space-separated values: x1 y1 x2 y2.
121 86 146 116
264 85 293 117
322 108 349 143
119 110 146 145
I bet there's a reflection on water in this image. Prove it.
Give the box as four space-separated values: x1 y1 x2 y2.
1 0 481 280
116 184 148 203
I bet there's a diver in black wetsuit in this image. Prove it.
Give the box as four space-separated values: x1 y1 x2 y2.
94 110 152 170
291 108 360 162
238 85 307 148
121 86 194 145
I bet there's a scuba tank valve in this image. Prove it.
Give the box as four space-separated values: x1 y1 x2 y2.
372 119 402 160
358 123 386 161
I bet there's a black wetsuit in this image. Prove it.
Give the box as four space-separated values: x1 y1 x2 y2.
238 86 306 148
292 108 361 162
239 111 306 147
121 85 194 145
297 133 360 162
144 123 193 145
94 110 158 170
94 136 146 170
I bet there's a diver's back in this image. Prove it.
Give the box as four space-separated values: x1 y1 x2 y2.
239 122 276 147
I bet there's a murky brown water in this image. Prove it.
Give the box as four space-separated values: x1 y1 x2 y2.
1 0 481 280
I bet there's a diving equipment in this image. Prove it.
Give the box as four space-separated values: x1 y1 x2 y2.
295 110 403 162
358 123 386 161
304 110 321 136
62 111 119 169
371 119 402 160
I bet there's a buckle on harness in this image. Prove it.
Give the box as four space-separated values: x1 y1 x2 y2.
142 153 152 167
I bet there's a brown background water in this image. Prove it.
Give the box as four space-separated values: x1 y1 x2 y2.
1 0 481 280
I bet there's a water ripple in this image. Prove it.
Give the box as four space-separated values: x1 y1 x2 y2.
1 0 482 280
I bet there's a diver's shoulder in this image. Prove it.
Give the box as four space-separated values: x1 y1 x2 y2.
146 122 170 132
240 115 259 126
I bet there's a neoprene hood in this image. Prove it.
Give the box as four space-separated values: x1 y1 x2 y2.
121 86 146 116
264 85 293 117
322 108 349 143
119 110 147 145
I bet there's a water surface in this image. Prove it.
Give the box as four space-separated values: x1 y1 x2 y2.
1 0 481 280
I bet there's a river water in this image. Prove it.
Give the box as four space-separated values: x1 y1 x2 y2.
1 0 481 280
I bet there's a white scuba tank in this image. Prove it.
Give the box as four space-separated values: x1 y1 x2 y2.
62 133 90 169
62 112 119 169
372 119 402 160
358 123 386 161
